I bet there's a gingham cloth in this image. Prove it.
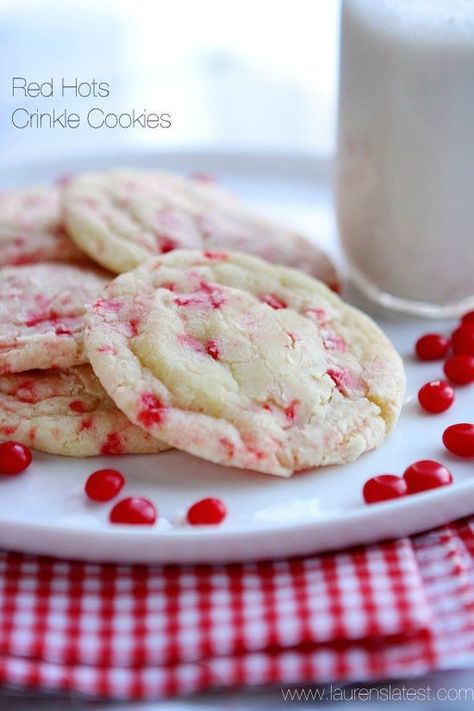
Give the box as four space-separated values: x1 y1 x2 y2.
0 518 473 700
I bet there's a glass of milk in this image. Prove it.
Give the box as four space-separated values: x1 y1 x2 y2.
336 0 474 317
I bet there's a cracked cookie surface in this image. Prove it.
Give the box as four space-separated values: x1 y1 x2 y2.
0 185 86 267
84 250 405 476
0 263 110 373
64 169 338 287
0 365 168 456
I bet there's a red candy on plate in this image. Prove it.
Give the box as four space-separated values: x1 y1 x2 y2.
0 441 32 475
418 380 454 413
362 475 407 504
443 355 474 385
186 497 227 525
415 333 450 361
85 469 125 502
403 460 452 494
452 324 474 356
110 497 157 525
442 423 474 458
461 311 474 326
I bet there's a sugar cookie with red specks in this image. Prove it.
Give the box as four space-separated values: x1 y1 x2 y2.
84 250 405 476
63 169 338 287
0 263 110 374
0 365 168 456
0 185 87 267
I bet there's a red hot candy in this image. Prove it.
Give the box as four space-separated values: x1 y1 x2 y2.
452 324 474 356
362 475 408 504
186 498 227 525
443 355 474 385
415 333 450 361
137 393 166 427
110 497 157 525
418 381 454 413
0 442 32 475
403 460 453 493
442 424 474 457
85 469 125 502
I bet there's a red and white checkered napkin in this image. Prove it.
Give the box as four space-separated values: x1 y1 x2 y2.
0 517 473 700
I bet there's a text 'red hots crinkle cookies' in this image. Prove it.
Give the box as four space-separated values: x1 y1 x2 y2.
0 365 169 457
0 263 110 374
63 169 338 287
84 251 405 476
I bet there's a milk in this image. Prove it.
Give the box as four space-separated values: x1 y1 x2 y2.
336 0 474 316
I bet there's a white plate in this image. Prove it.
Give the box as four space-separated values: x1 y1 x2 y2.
0 149 472 564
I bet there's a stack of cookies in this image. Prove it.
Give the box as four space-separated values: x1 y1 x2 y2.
0 170 405 476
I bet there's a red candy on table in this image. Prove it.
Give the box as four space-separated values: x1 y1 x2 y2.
110 497 157 525
451 324 474 356
418 380 454 413
362 475 407 504
85 469 125 502
403 460 453 494
0 441 32 475
442 423 474 458
461 311 474 326
415 333 450 361
443 355 474 385
186 497 227 524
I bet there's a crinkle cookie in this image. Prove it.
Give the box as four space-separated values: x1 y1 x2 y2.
63 169 338 286
0 263 109 374
0 185 86 267
0 365 168 456
84 250 405 476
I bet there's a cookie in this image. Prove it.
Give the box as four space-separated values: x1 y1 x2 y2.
84 250 405 476
0 185 86 267
0 263 109 374
0 365 168 456
64 169 337 286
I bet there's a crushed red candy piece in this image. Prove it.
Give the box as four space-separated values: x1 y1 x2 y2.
0 425 18 436
100 432 123 455
137 392 166 427
259 293 287 310
284 399 299 423
25 309 59 328
206 340 220 360
79 417 93 432
129 319 140 337
159 237 177 254
178 334 205 354
203 251 228 260
304 307 327 323
93 298 122 313
219 437 235 457
69 400 87 413
322 332 346 352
